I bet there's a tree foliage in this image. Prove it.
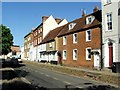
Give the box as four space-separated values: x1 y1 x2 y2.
0 24 13 55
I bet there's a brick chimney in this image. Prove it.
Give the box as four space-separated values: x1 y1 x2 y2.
42 16 49 23
55 18 62 24
93 6 99 12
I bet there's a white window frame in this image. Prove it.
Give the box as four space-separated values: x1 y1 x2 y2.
106 12 112 31
73 33 78 43
86 16 95 25
106 0 111 4
86 47 91 60
73 49 78 60
63 36 67 45
69 23 76 30
63 50 67 60
49 42 52 48
86 29 92 42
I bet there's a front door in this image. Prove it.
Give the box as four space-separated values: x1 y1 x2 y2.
94 54 100 67
109 44 113 67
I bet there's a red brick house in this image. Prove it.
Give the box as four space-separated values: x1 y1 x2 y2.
57 8 102 69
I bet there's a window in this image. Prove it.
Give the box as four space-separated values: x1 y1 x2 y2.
38 37 42 44
86 48 91 60
106 0 111 4
38 28 42 33
49 42 52 48
86 16 95 24
106 13 112 31
73 33 78 43
73 49 78 60
69 23 76 30
63 50 67 60
86 30 91 41
63 36 67 45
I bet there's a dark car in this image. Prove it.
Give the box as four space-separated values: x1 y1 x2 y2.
0 58 5 67
10 57 19 66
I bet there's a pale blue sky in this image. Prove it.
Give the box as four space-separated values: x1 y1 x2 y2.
2 2 101 46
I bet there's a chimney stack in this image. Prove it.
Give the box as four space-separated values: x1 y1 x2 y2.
55 18 62 24
93 6 99 12
82 9 86 17
42 16 49 23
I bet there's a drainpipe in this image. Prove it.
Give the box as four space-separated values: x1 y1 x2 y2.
100 26 103 70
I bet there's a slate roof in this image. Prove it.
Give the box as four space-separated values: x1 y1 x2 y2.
57 10 102 37
40 25 65 44
40 10 101 45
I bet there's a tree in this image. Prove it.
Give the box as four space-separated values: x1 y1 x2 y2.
0 24 13 55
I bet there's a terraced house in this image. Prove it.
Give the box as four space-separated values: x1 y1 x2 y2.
57 7 102 69
101 0 120 69
24 15 68 61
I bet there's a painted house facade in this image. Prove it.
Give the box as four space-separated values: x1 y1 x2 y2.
24 32 33 60
39 26 65 64
57 9 102 68
101 0 120 68
24 15 68 61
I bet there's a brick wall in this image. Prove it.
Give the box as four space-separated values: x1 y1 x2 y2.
57 27 101 68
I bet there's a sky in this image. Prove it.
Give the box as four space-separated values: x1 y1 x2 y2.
2 1 101 46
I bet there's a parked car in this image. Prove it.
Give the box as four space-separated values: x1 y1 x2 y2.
10 57 19 66
0 58 5 67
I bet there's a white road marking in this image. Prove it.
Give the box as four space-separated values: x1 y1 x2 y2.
76 86 83 89
45 74 50 77
63 81 71 85
53 77 59 80
40 72 44 74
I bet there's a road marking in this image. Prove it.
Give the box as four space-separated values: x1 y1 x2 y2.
53 77 59 80
63 81 71 85
76 86 83 89
45 74 50 77
40 72 44 74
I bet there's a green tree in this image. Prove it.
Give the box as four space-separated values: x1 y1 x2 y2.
0 24 13 55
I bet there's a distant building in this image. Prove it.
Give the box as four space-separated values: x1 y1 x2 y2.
7 45 21 58
24 15 68 61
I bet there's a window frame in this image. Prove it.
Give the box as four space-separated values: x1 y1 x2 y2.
86 16 95 25
49 42 53 48
73 49 78 60
73 33 78 43
69 23 76 30
63 36 67 45
106 12 112 31
63 50 67 60
86 47 92 60
86 29 92 42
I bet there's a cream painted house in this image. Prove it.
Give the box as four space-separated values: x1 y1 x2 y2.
101 0 120 67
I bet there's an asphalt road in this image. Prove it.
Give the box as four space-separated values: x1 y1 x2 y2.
14 62 117 89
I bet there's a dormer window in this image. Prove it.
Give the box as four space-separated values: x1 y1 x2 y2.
86 16 95 25
69 23 76 30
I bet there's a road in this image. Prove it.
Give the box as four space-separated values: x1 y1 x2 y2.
14 61 117 89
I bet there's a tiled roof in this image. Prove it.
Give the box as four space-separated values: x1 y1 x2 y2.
57 10 101 37
11 45 20 52
40 26 65 44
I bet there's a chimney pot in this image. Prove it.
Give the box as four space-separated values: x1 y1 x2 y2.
93 6 99 12
42 16 49 23
82 9 86 17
